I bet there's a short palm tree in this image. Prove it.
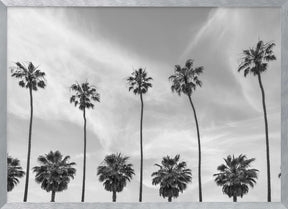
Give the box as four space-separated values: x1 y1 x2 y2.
127 68 152 202
33 151 76 202
7 156 25 192
11 62 46 202
151 155 192 202
213 154 258 202
169 59 203 202
70 81 100 202
238 40 276 202
97 153 135 202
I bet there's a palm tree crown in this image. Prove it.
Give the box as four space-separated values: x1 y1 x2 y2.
169 59 203 96
97 153 135 202
213 154 258 202
33 151 76 202
70 82 100 110
7 156 25 192
127 68 152 95
151 155 192 202
238 40 276 76
11 62 46 90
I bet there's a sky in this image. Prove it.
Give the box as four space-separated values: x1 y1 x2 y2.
7 7 281 202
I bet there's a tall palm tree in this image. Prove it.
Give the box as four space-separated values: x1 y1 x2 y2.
97 153 135 202
7 156 25 192
213 154 258 202
32 151 76 202
11 62 46 202
70 81 100 202
151 155 192 202
127 68 152 202
169 59 203 201
238 40 276 202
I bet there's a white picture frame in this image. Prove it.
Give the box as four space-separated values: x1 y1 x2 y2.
0 0 287 209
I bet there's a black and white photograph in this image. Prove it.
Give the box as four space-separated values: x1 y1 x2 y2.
7 7 280 203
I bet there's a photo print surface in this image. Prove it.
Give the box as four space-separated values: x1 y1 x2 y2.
7 7 281 202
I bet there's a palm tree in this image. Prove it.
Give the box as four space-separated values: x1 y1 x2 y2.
70 81 100 202
32 151 76 202
7 156 25 192
151 155 192 202
127 68 152 202
213 154 258 202
11 62 46 202
169 59 203 201
97 153 135 202
238 40 276 202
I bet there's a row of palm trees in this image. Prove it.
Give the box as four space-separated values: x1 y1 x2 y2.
8 152 259 202
10 40 276 202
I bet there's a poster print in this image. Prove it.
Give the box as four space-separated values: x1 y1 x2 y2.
7 7 280 202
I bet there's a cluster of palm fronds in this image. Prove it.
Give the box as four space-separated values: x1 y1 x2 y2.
9 40 277 202
8 152 259 202
7 151 76 202
8 152 132 202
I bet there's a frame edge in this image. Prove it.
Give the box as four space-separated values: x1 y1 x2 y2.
0 0 7 208
0 0 287 7
0 1 287 209
282 0 288 208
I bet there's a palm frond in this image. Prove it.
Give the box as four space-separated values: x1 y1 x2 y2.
238 40 276 77
97 153 135 193
213 154 258 200
151 155 192 200
11 62 46 90
7 156 25 192
32 151 76 193
169 59 203 97
70 81 100 110
126 68 153 95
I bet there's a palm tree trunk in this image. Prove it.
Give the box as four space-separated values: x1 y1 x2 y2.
233 195 237 202
139 93 144 202
188 95 202 202
23 87 33 202
112 191 117 202
168 197 172 202
257 73 271 202
81 107 87 202
51 191 56 202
